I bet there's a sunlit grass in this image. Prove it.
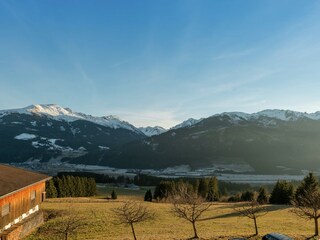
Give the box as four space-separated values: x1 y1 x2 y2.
25 191 316 240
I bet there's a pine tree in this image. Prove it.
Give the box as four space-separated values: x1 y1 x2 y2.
241 190 255 202
46 179 57 198
292 172 320 236
269 180 294 204
153 181 175 200
61 176 70 197
206 177 219 202
198 178 209 198
67 176 75 197
144 190 153 202
55 177 66 198
111 189 117 199
295 172 318 204
73 177 82 197
88 178 97 196
257 187 268 204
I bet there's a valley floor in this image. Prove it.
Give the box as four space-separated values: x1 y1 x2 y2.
25 193 316 240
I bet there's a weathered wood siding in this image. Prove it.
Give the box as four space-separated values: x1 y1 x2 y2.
0 182 45 230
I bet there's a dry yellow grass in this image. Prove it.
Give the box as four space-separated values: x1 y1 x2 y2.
24 194 317 240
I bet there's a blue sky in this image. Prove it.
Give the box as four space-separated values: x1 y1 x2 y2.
1 0 320 128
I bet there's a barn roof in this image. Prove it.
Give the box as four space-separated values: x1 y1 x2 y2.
0 164 50 199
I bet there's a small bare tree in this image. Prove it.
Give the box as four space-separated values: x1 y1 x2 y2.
42 206 86 240
171 185 212 239
113 201 154 240
234 200 268 236
292 188 320 236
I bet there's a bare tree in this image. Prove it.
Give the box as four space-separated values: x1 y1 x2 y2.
292 188 320 236
233 200 268 236
42 206 86 240
171 185 212 239
113 201 154 240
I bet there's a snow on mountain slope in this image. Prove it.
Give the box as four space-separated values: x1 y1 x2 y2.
171 118 204 130
0 104 141 133
3 105 320 136
139 126 167 137
217 109 320 122
14 133 37 140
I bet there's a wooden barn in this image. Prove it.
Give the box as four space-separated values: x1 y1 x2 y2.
0 164 50 239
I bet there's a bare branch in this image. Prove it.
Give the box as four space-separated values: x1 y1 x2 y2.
171 187 212 239
233 200 268 236
112 201 154 240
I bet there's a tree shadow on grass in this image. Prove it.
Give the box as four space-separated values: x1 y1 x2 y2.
306 235 319 240
199 204 290 221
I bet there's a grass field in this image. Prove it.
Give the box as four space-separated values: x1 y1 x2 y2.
95 184 154 200
25 188 318 240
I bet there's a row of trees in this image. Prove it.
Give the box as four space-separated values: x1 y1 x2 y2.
153 177 220 202
58 171 133 185
228 179 296 205
234 173 318 206
46 176 96 198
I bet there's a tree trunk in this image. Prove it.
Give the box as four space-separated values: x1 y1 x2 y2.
253 217 258 236
315 217 319 236
192 221 198 239
65 232 68 240
130 223 137 240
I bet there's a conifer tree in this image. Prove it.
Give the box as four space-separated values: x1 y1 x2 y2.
73 177 81 197
55 177 66 198
62 176 70 197
269 180 294 204
197 178 209 198
206 177 219 201
257 187 268 204
292 172 320 236
46 179 58 198
241 190 255 202
295 172 318 204
67 176 75 197
144 190 153 202
153 181 175 201
89 178 97 196
111 189 117 199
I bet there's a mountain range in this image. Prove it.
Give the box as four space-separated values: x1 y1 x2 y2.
2 104 320 174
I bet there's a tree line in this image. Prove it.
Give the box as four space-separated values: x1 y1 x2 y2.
151 177 220 202
46 175 96 198
149 173 319 206
58 171 254 193
58 172 133 185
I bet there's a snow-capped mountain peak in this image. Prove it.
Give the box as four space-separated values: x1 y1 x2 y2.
171 118 203 130
217 109 320 123
0 104 141 134
27 104 79 120
138 126 167 137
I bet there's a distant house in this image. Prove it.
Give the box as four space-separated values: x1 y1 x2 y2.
0 164 50 239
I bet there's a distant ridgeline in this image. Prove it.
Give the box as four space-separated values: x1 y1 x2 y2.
4 105 320 174
46 175 96 198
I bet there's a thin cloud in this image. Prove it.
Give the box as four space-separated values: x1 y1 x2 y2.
211 48 256 61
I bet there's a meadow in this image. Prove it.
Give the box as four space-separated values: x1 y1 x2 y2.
25 186 316 240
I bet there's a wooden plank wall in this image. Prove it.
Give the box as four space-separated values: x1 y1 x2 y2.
0 182 45 230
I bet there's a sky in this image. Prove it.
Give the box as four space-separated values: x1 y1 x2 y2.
1 0 320 128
